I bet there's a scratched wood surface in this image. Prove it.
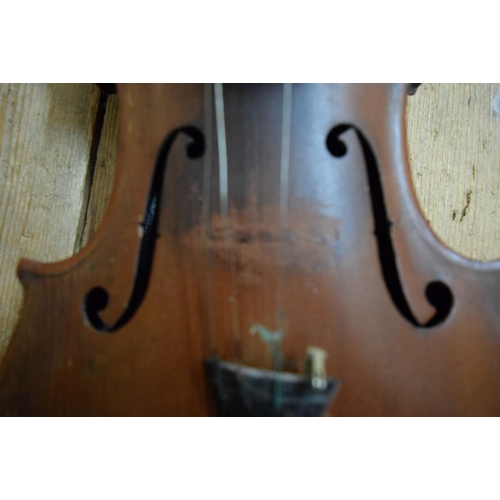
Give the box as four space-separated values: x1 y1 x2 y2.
0 83 499 361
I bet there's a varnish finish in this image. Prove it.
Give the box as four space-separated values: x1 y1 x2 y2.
1 84 500 416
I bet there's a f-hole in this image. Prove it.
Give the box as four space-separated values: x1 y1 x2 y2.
326 124 453 328
83 126 205 333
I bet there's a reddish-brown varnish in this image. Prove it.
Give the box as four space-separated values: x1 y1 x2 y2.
1 84 499 416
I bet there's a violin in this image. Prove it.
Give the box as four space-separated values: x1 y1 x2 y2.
1 83 499 416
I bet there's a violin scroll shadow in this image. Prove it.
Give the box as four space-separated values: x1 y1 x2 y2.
326 124 454 328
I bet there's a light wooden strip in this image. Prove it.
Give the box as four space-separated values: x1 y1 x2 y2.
0 83 100 355
406 83 500 261
79 94 119 249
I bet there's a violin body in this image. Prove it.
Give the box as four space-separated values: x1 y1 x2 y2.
1 83 500 416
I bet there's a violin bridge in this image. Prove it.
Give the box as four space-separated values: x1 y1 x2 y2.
204 355 340 417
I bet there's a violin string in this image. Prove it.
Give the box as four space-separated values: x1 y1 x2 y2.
214 83 242 361
202 83 217 355
276 83 293 337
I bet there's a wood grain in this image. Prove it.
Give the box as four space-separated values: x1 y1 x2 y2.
1 82 500 368
76 83 500 261
0 83 100 356
406 83 500 261
2 84 500 416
